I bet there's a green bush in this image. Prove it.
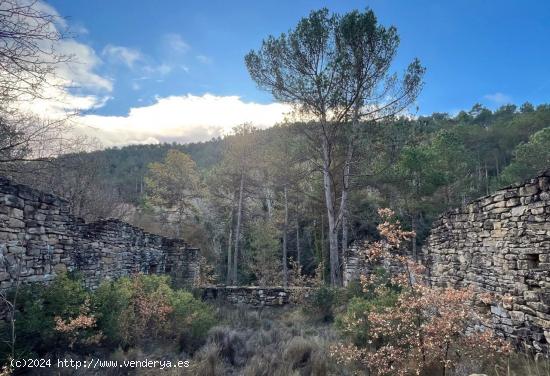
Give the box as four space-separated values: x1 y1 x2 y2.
93 274 215 352
335 291 399 347
92 276 134 346
170 289 216 353
1 273 91 359
343 280 367 301
0 273 216 363
335 297 372 347
304 285 340 322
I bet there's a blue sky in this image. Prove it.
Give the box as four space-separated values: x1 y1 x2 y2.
41 0 550 145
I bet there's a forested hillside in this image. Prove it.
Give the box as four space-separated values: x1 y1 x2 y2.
12 102 549 285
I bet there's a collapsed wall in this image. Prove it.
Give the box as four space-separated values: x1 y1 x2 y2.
425 169 550 352
0 176 200 291
201 286 296 306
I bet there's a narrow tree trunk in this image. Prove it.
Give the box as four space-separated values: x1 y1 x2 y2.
340 105 359 282
283 185 288 287
265 186 273 218
296 220 301 267
233 172 244 284
226 227 233 285
477 163 481 192
341 137 353 264
320 215 326 282
321 137 341 286
341 207 348 265
485 161 489 195
226 196 235 284
411 213 418 261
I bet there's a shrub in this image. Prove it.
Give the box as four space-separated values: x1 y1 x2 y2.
0 273 216 365
1 273 96 359
343 279 366 301
170 289 216 353
92 276 134 346
335 291 398 348
304 285 339 322
93 274 215 352
95 275 172 346
337 267 400 347
331 208 511 376
335 297 371 348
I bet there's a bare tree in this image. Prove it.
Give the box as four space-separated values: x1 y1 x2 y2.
0 0 69 105
0 0 77 175
24 151 130 221
0 245 24 363
0 114 85 172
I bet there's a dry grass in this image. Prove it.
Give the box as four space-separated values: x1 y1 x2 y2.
187 304 344 376
28 304 550 376
491 353 550 376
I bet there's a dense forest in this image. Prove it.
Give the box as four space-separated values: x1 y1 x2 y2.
8 102 550 285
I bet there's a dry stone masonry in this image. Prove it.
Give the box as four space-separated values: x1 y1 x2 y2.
201 286 309 307
343 241 366 287
425 169 550 352
343 240 411 287
0 176 200 291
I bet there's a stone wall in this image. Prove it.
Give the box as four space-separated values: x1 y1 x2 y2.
201 286 310 307
0 176 200 291
343 240 409 287
425 169 550 352
343 241 366 287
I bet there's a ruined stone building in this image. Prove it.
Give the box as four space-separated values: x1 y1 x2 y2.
426 169 550 352
0 176 200 291
344 169 550 352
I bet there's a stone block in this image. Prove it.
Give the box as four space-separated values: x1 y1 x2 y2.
2 195 24 209
8 218 24 228
511 206 527 217
519 184 540 197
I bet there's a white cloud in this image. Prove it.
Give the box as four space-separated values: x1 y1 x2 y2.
142 63 173 77
73 94 290 146
13 3 287 150
102 44 143 68
57 40 113 92
17 41 112 117
163 33 189 53
196 54 213 64
11 2 113 118
484 92 512 105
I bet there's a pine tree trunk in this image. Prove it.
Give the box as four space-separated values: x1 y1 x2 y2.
412 213 418 261
322 137 341 286
485 162 489 195
226 195 235 284
283 185 288 287
296 220 301 267
233 172 244 284
226 227 233 284
340 104 359 282
265 186 273 218
321 214 326 282
341 137 353 264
